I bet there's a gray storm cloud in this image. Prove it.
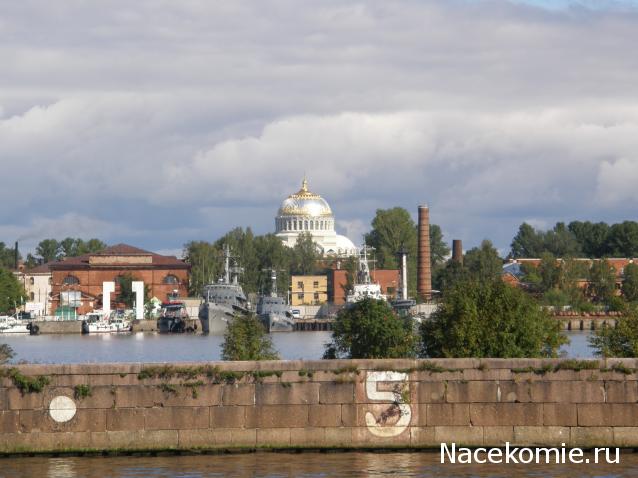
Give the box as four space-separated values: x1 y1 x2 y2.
1 0 638 253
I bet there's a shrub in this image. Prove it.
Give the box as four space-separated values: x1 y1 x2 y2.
221 314 279 361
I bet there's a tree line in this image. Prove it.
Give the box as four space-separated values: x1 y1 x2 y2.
511 221 638 258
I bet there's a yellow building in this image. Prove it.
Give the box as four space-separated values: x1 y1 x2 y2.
290 275 328 306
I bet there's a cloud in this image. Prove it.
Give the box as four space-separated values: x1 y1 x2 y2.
2 0 638 254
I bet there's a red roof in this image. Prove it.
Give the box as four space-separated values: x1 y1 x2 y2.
49 243 189 270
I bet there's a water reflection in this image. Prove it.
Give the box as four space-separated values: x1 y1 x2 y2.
1 452 637 478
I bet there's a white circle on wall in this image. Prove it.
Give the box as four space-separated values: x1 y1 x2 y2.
49 395 77 423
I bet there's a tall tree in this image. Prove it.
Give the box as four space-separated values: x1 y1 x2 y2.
183 241 222 296
510 223 544 258
622 263 638 302
420 278 566 358
0 242 20 269
35 239 62 263
221 314 279 361
115 272 149 307
587 260 617 304
324 298 416 359
590 310 638 358
291 232 320 275
464 240 503 283
568 221 610 257
607 222 638 257
543 222 582 257
0 268 27 313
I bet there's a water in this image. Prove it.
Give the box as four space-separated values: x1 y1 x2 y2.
0 451 637 477
0 331 594 364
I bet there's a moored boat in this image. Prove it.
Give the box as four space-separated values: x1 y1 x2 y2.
256 269 295 332
0 315 29 334
158 301 193 333
81 310 132 334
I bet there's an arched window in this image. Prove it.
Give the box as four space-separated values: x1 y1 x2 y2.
30 277 35 285
30 292 35 301
163 274 179 285
62 275 80 285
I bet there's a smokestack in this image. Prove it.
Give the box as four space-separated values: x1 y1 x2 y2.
396 247 408 300
452 239 463 265
417 205 431 300
14 241 18 271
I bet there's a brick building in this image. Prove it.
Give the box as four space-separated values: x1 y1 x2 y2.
327 269 400 305
48 244 189 315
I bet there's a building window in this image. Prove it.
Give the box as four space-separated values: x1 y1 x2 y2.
297 293 304 300
30 277 35 285
304 220 308 230
313 281 319 288
297 281 304 289
62 275 80 285
30 292 35 301
314 292 319 301
163 274 179 285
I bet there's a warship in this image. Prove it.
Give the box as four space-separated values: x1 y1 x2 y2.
198 245 249 335
256 269 295 332
346 244 387 304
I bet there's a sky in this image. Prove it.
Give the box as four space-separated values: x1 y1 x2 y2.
2 0 638 258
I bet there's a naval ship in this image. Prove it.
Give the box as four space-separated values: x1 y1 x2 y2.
256 269 295 332
346 244 387 304
198 245 249 335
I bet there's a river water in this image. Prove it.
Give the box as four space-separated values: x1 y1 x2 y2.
1 451 637 477
0 331 594 364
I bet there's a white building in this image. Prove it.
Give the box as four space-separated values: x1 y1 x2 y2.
14 263 52 316
275 178 357 256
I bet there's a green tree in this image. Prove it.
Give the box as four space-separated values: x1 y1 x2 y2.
0 242 20 269
324 298 417 359
608 221 638 257
587 260 617 304
538 252 561 293
622 263 638 302
543 222 582 257
433 260 469 293
221 314 279 360
183 241 222 296
115 273 149 308
60 238 107 257
0 268 27 313
464 240 502 283
0 343 14 364
365 207 448 298
590 310 638 357
35 239 62 263
568 221 610 257
510 223 544 258
291 232 319 275
420 278 566 358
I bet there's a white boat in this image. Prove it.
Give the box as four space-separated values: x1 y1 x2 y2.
81 310 132 334
0 315 29 334
346 244 387 304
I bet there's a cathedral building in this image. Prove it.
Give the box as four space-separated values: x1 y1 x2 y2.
275 178 357 256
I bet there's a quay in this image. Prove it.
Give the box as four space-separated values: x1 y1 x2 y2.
554 314 619 331
2 357 638 454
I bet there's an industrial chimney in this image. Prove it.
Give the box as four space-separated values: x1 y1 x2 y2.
417 205 431 300
14 241 19 271
452 239 463 265
396 247 408 301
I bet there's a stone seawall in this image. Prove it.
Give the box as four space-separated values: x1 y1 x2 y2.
1 358 638 453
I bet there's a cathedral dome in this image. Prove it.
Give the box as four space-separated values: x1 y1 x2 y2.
277 178 333 218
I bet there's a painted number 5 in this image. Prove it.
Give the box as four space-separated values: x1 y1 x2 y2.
365 371 411 437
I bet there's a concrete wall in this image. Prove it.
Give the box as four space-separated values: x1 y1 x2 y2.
2 358 638 454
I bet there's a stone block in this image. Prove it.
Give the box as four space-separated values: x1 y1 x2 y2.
90 430 179 450
606 381 638 403
115 386 161 408
570 427 613 448
513 426 570 446
325 427 352 447
498 381 531 403
19 409 106 433
470 404 542 426
76 386 116 409
425 404 470 426
543 403 577 426
416 382 446 403
177 429 217 449
106 408 145 431
290 427 327 447
483 426 514 446
319 383 354 404
351 425 411 447
578 404 638 426
255 383 319 405
257 427 291 447
210 406 246 428
245 405 308 428
341 404 357 427
0 411 19 433
145 406 210 430
6 389 44 410
410 426 436 447
613 427 638 447
530 381 604 403
2 431 92 453
447 381 498 403
87 374 114 387
222 384 255 405
309 404 342 427
434 426 483 446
